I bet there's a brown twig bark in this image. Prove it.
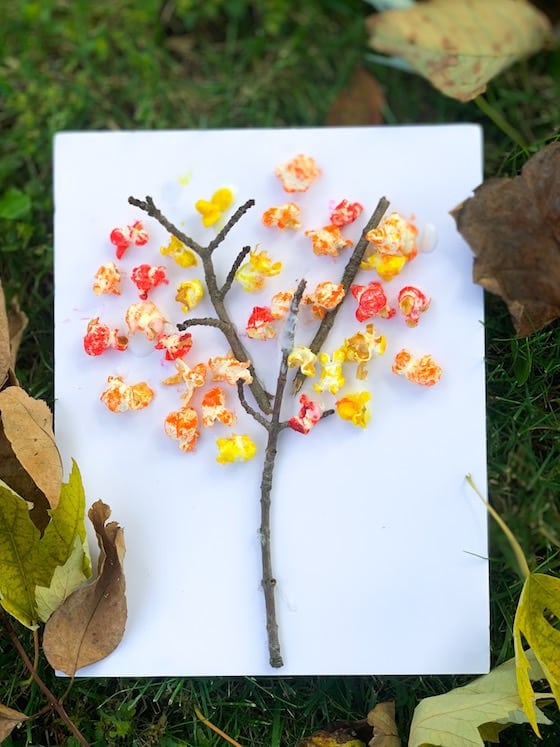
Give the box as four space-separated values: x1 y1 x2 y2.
128 195 272 414
0 609 90 746
291 196 390 395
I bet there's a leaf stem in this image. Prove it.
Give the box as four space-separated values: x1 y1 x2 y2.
0 609 90 746
474 95 528 152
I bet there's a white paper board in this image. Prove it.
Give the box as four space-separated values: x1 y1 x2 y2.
54 126 488 676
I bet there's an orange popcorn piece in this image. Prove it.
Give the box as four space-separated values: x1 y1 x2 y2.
270 290 294 319
208 354 253 386
201 387 236 427
92 261 122 296
125 301 168 341
305 225 353 257
361 211 419 280
164 406 200 452
275 154 320 193
392 349 442 387
330 199 363 227
303 281 345 319
162 359 207 404
100 376 154 413
398 286 431 327
262 203 302 230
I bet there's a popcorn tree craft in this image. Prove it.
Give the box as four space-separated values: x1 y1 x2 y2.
78 147 446 666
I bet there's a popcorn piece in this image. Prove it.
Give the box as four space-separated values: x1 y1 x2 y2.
330 199 363 227
92 261 122 296
287 346 317 378
125 301 168 341
235 249 282 293
164 406 200 452
246 306 276 340
83 318 128 356
262 203 302 230
176 279 204 313
305 225 353 258
162 359 207 404
131 264 169 300
336 391 371 428
275 154 320 193
361 212 419 280
201 387 236 427
342 323 386 380
100 376 154 413
392 349 442 387
195 187 234 227
270 290 294 320
160 234 198 268
110 220 149 260
288 394 322 434
398 286 431 327
351 282 395 323
303 281 345 319
313 348 346 395
216 434 257 464
155 331 193 361
208 354 253 386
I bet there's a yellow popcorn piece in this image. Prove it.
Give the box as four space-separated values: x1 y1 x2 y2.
287 346 317 378
160 235 198 268
313 348 346 395
336 391 371 428
235 248 282 293
216 434 257 464
342 324 386 380
176 279 204 313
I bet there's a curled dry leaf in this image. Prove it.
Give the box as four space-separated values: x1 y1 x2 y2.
0 281 10 388
0 386 62 531
43 500 126 676
326 66 385 126
0 279 27 389
0 703 29 741
451 142 560 336
367 702 401 746
367 0 550 101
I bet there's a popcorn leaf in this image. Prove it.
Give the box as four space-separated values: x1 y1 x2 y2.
43 500 126 676
514 573 560 736
451 142 560 336
409 651 553 747
367 0 550 101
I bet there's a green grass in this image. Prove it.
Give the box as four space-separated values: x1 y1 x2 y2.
1 1 560 744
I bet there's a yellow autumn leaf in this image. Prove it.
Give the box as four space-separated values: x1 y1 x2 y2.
408 651 553 747
35 535 90 622
367 0 550 101
513 573 560 736
0 460 91 628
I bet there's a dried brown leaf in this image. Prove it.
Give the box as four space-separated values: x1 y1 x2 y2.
367 0 550 101
326 66 385 126
7 296 28 370
0 281 11 389
298 731 366 747
0 703 29 741
0 386 62 516
451 142 560 336
367 702 401 747
42 500 126 676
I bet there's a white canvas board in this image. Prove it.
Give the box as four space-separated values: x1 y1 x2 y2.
54 126 488 676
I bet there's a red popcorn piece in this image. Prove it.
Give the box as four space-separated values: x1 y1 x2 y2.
246 306 276 340
83 318 128 356
288 394 323 434
131 264 169 300
92 261 122 296
330 199 364 227
351 282 395 323
398 286 431 327
392 349 442 387
155 331 193 361
110 220 149 260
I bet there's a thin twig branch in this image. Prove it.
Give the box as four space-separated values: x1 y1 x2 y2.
219 245 251 300
292 196 390 395
208 199 255 254
236 382 270 428
128 196 205 255
0 610 90 746
176 317 230 334
259 278 307 668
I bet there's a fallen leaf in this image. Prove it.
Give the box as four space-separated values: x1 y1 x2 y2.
0 385 62 515
0 281 11 388
408 651 553 747
326 66 385 126
451 142 560 335
0 462 91 628
514 573 560 735
43 500 127 676
367 0 550 101
367 702 401 746
0 703 29 741
7 295 28 370
298 731 365 747
0 187 31 220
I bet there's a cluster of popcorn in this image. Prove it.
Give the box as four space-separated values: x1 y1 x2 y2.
83 153 443 463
